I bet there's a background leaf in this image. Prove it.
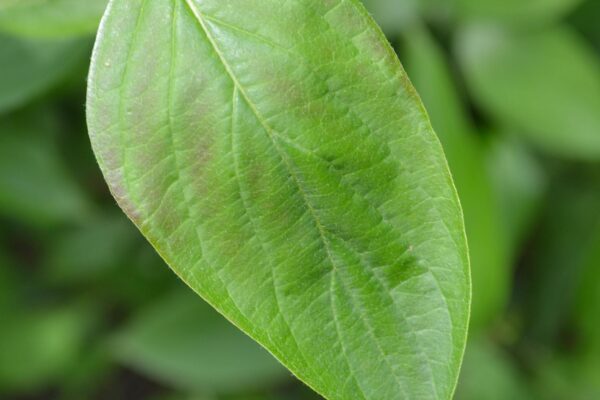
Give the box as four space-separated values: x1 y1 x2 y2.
522 168 600 346
486 134 547 257
455 336 532 400
455 0 583 26
112 290 289 395
0 34 90 114
360 0 417 36
0 0 108 39
571 182 600 354
0 304 94 393
44 213 137 285
456 24 600 160
0 110 91 226
569 0 600 51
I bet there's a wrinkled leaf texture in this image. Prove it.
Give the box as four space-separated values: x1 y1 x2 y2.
403 26 508 330
87 1 470 399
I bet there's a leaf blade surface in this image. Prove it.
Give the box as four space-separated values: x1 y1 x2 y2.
87 1 470 399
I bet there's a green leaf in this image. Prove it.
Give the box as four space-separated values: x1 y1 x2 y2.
456 24 600 160
149 396 214 400
523 169 600 345
45 213 138 284
403 27 472 138
0 0 108 39
533 355 600 400
87 1 470 399
569 0 600 52
455 0 583 26
486 134 546 257
0 34 90 113
456 336 532 400
361 1 453 32
0 110 91 226
112 290 289 394
0 248 18 310
403 27 507 330
0 305 93 392
415 0 455 24
572 188 600 351
360 0 417 37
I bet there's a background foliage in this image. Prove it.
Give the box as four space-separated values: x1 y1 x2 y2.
0 0 599 399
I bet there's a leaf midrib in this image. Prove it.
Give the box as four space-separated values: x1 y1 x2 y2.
181 0 422 397
180 0 375 394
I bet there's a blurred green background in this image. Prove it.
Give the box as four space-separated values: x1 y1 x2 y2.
1 0 600 399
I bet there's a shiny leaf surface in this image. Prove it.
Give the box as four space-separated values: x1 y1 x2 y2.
87 1 470 399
